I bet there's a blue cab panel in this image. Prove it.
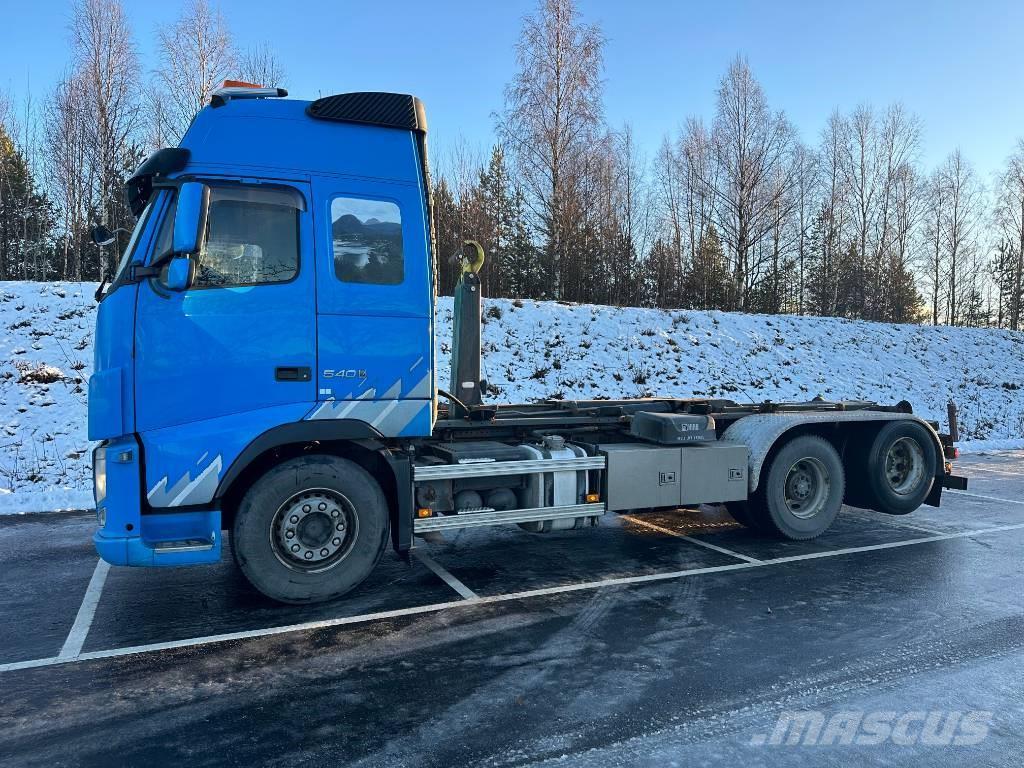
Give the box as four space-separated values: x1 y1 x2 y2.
134 180 316 434
311 167 433 437
142 402 312 508
87 367 124 442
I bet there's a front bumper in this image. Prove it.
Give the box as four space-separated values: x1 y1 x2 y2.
93 434 221 567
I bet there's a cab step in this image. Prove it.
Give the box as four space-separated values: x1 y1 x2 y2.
152 538 217 554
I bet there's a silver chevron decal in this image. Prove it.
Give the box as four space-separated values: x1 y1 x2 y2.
147 454 223 508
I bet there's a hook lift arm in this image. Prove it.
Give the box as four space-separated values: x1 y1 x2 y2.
447 240 486 418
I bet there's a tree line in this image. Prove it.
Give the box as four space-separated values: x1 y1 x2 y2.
1 0 1022 330
0 0 283 284
435 0 1024 330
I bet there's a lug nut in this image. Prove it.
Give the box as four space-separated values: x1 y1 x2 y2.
332 537 341 546
318 502 327 511
304 551 313 560
331 509 340 518
285 530 295 539
320 548 329 557
290 514 299 524
336 522 345 531
291 543 300 552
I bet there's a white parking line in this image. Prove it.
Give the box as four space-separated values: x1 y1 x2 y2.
58 559 110 660
947 490 1024 506
413 551 478 600
620 514 762 563
3 520 1023 676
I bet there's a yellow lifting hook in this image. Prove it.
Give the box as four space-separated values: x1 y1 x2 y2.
461 239 486 275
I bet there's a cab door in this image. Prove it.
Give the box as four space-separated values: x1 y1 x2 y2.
310 175 433 437
134 180 316 436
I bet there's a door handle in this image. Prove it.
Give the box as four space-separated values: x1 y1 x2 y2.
275 366 311 382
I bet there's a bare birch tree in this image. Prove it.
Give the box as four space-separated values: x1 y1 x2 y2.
707 56 796 310
71 0 140 278
934 150 984 325
995 139 1024 330
239 42 287 87
153 0 237 143
45 72 92 279
498 0 604 299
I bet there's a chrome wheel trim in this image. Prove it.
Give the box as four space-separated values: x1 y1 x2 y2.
270 488 359 573
884 437 927 496
783 457 830 519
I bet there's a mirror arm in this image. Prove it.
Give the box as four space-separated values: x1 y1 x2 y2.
128 250 183 282
129 264 163 281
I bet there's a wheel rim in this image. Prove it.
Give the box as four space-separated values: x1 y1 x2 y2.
269 488 359 573
783 457 830 519
884 437 926 496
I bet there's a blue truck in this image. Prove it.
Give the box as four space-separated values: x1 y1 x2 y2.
88 84 967 603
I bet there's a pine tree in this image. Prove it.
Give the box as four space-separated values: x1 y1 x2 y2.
0 126 54 280
684 224 730 310
431 176 461 295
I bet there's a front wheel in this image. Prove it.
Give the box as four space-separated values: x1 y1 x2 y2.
233 455 390 604
753 435 845 540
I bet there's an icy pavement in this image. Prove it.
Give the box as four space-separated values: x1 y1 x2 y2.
0 452 1022 766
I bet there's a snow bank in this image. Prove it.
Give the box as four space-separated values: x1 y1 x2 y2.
1 282 95 514
2 282 1022 513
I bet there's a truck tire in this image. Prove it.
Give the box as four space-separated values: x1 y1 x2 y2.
755 435 845 540
724 500 767 531
862 421 936 515
232 454 390 604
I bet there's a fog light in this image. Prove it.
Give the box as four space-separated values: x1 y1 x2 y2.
417 508 433 518
585 493 600 503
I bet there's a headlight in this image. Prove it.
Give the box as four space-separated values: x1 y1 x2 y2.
93 445 107 505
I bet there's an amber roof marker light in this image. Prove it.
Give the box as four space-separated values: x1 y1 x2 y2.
210 80 288 107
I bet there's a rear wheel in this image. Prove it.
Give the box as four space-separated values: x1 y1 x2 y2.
754 435 845 540
725 500 766 530
233 455 390 604
862 421 936 515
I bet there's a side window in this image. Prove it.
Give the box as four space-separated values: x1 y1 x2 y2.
195 186 303 288
331 196 404 285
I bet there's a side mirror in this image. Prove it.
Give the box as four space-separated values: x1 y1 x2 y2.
90 224 116 247
165 255 197 292
172 181 210 256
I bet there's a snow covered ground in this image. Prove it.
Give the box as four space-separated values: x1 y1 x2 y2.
2 281 1022 513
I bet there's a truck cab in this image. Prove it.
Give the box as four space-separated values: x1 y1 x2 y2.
91 90 435 577
90 86 965 604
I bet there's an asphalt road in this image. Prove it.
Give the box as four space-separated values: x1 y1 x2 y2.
1 451 1022 767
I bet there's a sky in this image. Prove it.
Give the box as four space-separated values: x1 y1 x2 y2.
1 0 1022 181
